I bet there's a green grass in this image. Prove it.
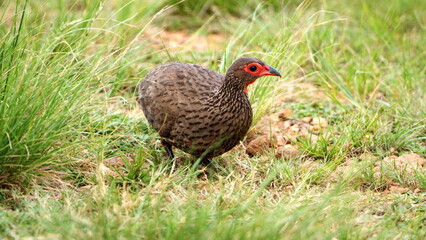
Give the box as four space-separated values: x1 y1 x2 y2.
1 0 426 239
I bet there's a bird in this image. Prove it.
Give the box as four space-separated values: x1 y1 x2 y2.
137 57 281 165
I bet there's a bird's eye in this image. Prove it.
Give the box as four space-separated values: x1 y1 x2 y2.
249 65 257 72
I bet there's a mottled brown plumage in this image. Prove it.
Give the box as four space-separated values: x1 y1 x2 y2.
137 57 281 163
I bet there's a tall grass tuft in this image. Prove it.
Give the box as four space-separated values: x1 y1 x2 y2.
0 1 105 185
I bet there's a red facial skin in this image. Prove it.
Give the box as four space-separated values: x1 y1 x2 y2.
242 62 278 93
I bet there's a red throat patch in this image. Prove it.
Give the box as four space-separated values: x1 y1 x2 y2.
244 80 256 94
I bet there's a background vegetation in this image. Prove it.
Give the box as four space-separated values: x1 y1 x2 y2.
0 0 425 238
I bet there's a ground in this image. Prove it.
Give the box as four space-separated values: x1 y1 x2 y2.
0 0 425 239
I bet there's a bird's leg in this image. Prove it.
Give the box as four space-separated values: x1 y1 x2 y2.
161 140 174 160
200 158 211 166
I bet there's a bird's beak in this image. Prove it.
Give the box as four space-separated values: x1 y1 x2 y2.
263 65 281 77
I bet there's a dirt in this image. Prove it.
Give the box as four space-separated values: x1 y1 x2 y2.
388 185 410 194
373 153 425 193
144 27 227 52
391 153 425 168
245 108 331 159
375 153 425 176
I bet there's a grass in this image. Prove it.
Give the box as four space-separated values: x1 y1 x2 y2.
1 0 425 239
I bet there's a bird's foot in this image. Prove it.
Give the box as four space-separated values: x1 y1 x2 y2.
161 140 174 160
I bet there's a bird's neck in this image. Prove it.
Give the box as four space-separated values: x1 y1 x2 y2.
212 75 248 106
207 75 253 136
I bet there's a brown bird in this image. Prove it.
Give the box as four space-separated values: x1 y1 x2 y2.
137 57 281 164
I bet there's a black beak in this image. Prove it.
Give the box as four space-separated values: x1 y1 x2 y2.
266 65 281 77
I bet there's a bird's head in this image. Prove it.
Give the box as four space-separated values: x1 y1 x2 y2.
225 57 281 93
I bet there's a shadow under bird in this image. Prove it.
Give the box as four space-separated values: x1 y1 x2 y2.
137 57 281 165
